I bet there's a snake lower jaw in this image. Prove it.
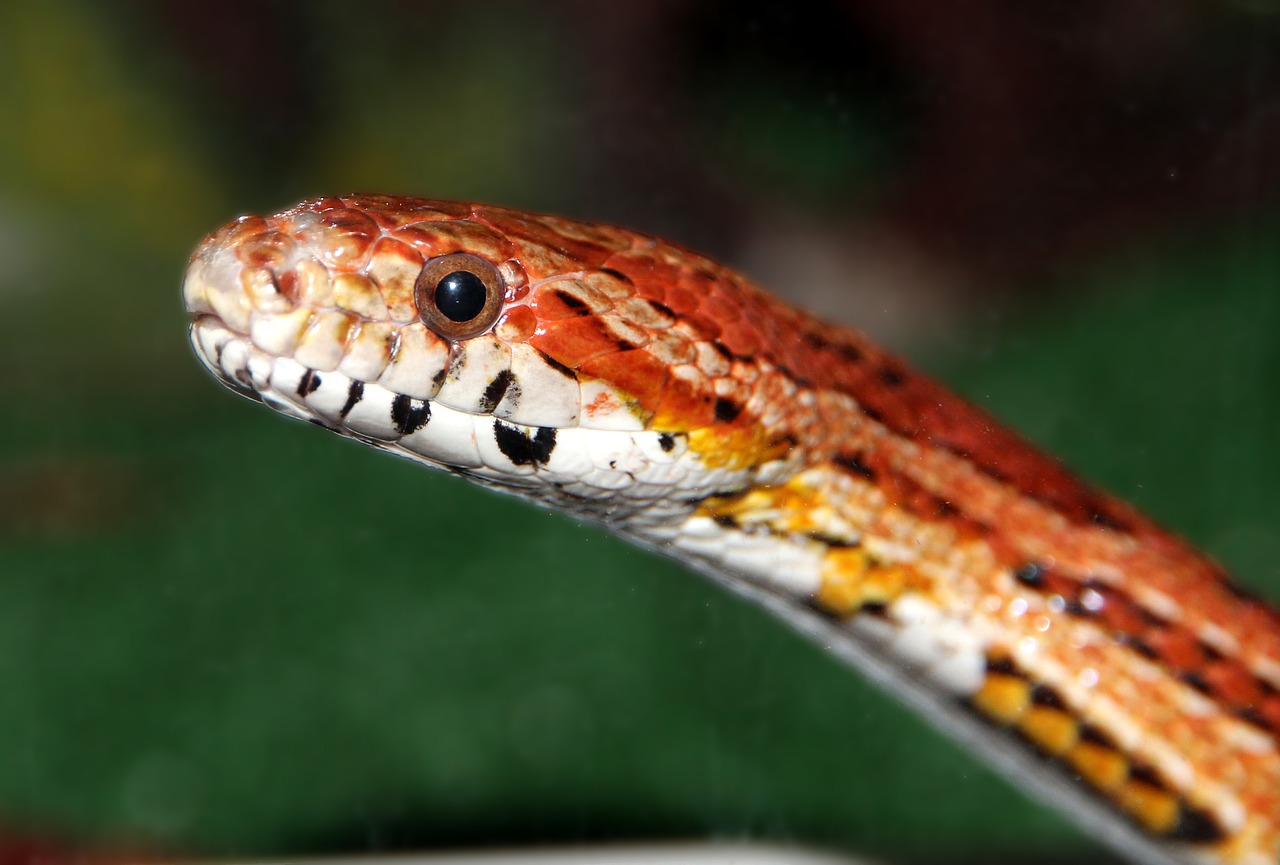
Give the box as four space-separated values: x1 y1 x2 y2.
189 315 262 401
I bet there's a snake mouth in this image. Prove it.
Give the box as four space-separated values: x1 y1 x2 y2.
189 312 306 417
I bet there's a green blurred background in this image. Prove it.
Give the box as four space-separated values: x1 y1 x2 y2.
3 1 1280 863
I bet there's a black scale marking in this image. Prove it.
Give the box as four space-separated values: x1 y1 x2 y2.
494 421 557 466
480 370 516 413
339 381 364 419
391 394 431 435
297 369 322 397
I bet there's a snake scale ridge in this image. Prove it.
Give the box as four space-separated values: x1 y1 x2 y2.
184 194 1280 865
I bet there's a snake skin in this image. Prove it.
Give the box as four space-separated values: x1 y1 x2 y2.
184 194 1280 865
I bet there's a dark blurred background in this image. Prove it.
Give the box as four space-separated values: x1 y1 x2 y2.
3 1 1280 863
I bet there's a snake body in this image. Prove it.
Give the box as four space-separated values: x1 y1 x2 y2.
184 195 1280 865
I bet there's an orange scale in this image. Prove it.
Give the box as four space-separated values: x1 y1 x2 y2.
1202 661 1264 707
537 215 633 252
495 305 538 343
577 349 670 420
1147 628 1208 672
1238 604 1280 656
215 215 269 248
301 195 347 213
637 260 689 294
583 270 637 300
529 316 632 369
430 220 513 262
236 229 297 270
391 221 504 263
771 330 811 371
507 235 593 280
654 282 707 319
651 366 718 431
698 290 744 324
1259 695 1280 731
317 206 381 243
348 195 468 227
366 236 423 309
528 282 608 320
1096 595 1151 634
477 208 617 267
717 320 767 359
679 308 724 343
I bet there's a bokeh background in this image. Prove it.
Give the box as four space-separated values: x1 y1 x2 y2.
3 1 1280 863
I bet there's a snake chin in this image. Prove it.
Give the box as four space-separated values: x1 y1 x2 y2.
189 314 265 404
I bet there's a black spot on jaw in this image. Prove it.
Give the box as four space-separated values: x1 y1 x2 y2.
878 367 906 386
1117 633 1159 660
803 331 862 363
390 394 431 435
494 421 557 466
339 381 364 419
1090 510 1131 532
553 289 591 314
1013 562 1046 588
711 514 737 528
480 369 515 413
833 452 876 480
1171 804 1226 844
713 398 742 423
1236 705 1272 731
297 369 321 397
1064 597 1091 617
711 342 753 363
1078 723 1117 749
1131 601 1169 628
537 350 578 382
1126 764 1167 789
1180 670 1212 695
658 432 676 452
838 343 863 363
803 332 830 351
648 300 676 320
805 531 859 549
1030 683 1068 709
985 656 1022 677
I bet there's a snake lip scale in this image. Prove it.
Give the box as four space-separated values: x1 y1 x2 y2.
184 194 1280 865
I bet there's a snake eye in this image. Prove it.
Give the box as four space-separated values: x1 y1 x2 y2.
415 252 504 339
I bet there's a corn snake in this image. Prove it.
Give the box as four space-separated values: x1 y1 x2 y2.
183 194 1280 865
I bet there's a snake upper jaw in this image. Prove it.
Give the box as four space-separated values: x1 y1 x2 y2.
188 313 288 415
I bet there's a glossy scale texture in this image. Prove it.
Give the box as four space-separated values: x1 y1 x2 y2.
185 195 1280 865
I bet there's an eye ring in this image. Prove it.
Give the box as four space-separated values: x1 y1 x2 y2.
414 252 505 340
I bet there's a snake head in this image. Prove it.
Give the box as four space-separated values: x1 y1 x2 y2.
184 194 797 516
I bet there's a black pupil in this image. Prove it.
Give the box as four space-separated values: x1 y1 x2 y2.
435 270 487 322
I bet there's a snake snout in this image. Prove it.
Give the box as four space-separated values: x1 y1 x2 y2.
183 221 312 416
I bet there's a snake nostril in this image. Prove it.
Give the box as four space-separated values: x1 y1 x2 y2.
277 269 300 303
